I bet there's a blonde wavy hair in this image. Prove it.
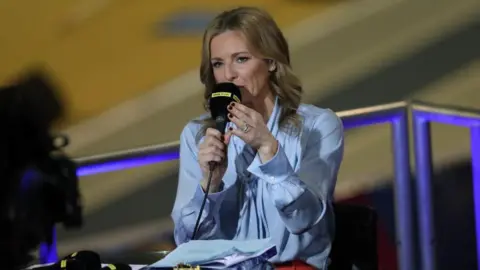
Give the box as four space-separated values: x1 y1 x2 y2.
197 6 303 140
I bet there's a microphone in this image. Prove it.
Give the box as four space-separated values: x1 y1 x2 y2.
190 83 241 241
209 82 242 136
32 259 86 269
207 82 242 171
101 263 131 270
63 250 101 270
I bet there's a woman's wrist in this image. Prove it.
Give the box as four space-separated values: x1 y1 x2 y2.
258 136 278 163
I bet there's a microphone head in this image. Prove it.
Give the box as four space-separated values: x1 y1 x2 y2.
102 263 132 270
209 82 242 122
63 250 101 270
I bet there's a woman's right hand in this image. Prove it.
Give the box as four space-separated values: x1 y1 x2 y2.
198 128 231 193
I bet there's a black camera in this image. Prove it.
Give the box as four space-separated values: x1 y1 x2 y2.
0 69 83 269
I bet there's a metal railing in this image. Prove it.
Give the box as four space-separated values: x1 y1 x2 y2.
75 141 180 177
38 101 480 270
411 102 480 270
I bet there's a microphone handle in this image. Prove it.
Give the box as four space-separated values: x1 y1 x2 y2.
215 115 227 135
208 161 216 171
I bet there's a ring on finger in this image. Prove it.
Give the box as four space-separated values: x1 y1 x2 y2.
241 121 250 133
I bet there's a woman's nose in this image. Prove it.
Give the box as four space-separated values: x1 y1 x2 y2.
224 64 237 82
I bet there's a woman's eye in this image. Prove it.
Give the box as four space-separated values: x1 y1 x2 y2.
236 57 249 63
212 62 222 68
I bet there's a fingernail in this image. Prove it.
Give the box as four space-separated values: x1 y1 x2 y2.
228 113 233 118
227 105 232 110
231 102 235 106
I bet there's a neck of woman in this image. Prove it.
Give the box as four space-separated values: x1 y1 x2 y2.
251 90 275 123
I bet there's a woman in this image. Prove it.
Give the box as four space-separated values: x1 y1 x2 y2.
171 6 344 270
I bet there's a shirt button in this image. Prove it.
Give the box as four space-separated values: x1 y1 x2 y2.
269 176 275 182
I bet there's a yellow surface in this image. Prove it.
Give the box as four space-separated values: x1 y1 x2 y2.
0 1 334 126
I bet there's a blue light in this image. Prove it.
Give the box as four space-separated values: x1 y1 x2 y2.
342 113 400 130
76 151 180 177
415 111 479 127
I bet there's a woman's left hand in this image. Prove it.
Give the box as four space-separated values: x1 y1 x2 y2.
227 102 278 162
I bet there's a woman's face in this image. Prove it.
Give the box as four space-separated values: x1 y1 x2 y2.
210 30 272 107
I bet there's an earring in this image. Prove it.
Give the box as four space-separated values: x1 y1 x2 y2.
269 60 276 72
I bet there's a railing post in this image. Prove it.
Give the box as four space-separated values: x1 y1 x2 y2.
413 115 436 270
391 111 416 270
470 126 480 268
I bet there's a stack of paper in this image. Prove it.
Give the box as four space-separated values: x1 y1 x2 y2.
144 238 277 269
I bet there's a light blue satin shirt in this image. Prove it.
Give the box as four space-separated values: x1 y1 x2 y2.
171 97 344 269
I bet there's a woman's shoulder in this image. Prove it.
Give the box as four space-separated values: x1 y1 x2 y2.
297 103 343 132
180 113 210 142
298 103 341 123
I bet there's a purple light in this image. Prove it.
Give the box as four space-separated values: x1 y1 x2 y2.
412 110 480 270
342 114 397 130
414 110 478 127
39 230 58 263
471 126 480 269
76 151 180 177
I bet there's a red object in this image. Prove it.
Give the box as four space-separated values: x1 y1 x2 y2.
339 194 398 270
274 260 316 269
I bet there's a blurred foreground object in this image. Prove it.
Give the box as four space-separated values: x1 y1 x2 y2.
0 69 83 269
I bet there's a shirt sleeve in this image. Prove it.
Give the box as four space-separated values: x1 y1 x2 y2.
247 110 344 234
171 123 231 244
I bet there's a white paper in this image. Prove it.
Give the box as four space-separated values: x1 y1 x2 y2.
147 238 276 269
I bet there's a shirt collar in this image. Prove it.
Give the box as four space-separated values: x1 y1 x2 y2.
266 95 280 135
